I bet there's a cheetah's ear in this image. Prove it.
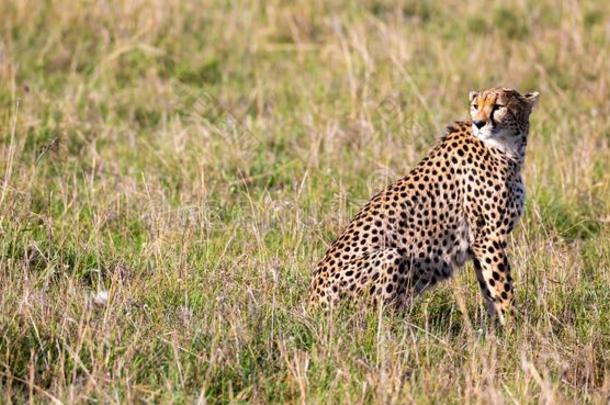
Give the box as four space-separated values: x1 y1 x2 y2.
468 91 478 102
523 91 540 107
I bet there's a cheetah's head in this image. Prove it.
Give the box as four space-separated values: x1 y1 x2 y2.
469 87 539 160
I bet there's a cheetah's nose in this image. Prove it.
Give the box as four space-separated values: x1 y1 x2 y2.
474 120 485 129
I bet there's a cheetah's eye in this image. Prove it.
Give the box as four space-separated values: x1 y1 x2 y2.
494 104 505 109
472 104 478 109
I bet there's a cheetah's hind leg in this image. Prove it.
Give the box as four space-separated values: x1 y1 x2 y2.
317 248 414 311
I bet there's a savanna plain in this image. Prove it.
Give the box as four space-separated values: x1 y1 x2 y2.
1 1 610 403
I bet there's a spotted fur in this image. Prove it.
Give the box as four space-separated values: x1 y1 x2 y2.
308 87 539 324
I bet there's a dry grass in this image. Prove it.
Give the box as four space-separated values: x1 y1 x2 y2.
1 0 610 403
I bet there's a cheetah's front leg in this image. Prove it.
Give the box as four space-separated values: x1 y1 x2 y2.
471 241 514 325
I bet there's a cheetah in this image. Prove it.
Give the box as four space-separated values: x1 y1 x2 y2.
309 87 539 325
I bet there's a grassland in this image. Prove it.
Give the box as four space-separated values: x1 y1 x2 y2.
1 0 610 403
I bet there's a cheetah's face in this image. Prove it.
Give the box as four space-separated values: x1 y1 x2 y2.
469 88 539 154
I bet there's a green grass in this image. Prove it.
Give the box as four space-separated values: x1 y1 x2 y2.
1 0 610 403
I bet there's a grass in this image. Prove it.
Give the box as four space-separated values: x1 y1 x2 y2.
1 0 610 403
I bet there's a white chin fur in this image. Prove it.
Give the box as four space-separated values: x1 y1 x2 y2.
472 125 495 141
472 126 517 156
